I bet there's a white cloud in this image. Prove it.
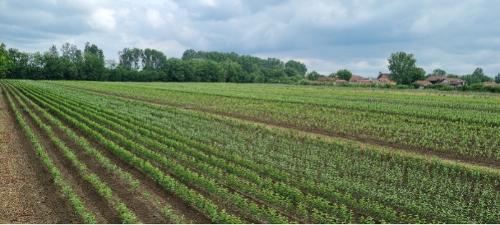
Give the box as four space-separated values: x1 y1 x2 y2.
88 8 116 31
1 0 500 76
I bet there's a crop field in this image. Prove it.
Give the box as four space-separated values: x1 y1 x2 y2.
0 80 499 223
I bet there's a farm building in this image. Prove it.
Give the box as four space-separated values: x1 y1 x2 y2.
349 75 369 83
426 75 448 84
414 80 432 87
377 72 396 84
415 76 466 87
440 78 466 87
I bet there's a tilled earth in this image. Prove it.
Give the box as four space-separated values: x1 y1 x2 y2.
0 88 79 223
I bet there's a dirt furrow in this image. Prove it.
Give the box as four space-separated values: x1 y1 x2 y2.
7 88 120 223
0 87 79 223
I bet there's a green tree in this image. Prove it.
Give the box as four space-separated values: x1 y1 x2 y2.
119 48 143 70
81 42 105 80
284 60 307 76
142 48 167 70
335 69 352 81
7 48 29 79
0 43 12 78
388 52 425 84
432 68 446 76
495 73 500 84
306 71 321 80
461 67 492 84
43 45 65 80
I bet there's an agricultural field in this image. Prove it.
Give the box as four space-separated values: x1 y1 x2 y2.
0 80 499 223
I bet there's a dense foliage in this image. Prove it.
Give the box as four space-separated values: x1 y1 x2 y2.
2 42 307 83
388 52 425 84
334 69 352 81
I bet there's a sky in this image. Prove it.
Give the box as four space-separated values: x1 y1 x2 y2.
1 0 500 77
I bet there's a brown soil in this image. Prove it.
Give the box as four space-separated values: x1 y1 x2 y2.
67 120 211 224
0 86 80 223
28 92 211 223
8 87 121 223
75 88 499 169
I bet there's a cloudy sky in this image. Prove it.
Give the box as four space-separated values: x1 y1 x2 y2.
1 0 500 77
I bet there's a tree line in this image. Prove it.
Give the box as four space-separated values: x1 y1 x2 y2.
0 42 307 83
1 42 499 85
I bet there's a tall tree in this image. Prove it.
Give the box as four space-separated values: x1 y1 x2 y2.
461 67 492 84
60 43 82 80
285 60 307 76
7 48 29 79
81 42 105 80
119 48 143 70
388 52 425 84
432 68 446 76
142 48 167 70
306 71 321 80
335 69 352 81
0 43 12 78
495 73 500 84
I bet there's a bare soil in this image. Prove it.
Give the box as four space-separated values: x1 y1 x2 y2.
0 87 80 223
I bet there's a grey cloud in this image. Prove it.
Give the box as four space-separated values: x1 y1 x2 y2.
1 0 500 76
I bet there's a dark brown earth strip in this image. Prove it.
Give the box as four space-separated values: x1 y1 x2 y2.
65 87 500 169
7 88 120 223
69 122 211 224
32 103 170 224
22 89 211 224
0 86 80 224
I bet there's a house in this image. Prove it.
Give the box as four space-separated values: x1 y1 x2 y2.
377 72 396 84
414 80 432 87
426 75 447 84
425 76 465 87
441 78 466 87
349 75 369 83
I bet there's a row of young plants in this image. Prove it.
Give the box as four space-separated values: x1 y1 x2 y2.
57 81 500 126
5 83 189 224
18 81 416 223
6 83 243 224
58 81 500 113
92 87 498 221
10 80 409 223
0 84 97 223
58 82 495 223
12 80 500 223
38 83 432 223
121 82 500 126
15 83 295 224
53 81 500 162
6 86 139 223
27 83 356 223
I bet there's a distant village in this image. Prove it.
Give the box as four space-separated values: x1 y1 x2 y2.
315 72 499 88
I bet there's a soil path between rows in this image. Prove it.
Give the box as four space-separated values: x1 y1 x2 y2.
0 86 79 223
61 85 500 170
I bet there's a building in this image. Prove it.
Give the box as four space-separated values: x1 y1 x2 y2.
415 76 466 87
441 78 466 87
349 75 369 83
377 72 396 84
426 75 448 84
414 80 432 87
